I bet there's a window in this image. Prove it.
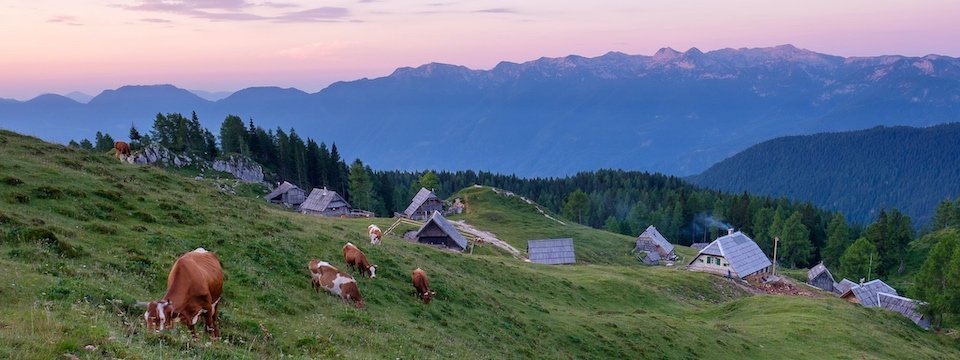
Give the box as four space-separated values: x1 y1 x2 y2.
716 258 721 265
706 256 712 263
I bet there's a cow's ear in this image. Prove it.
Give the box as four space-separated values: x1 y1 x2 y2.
431 291 437 295
373 264 378 268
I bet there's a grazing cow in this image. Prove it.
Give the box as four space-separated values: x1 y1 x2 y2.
368 224 382 245
144 248 223 340
308 260 364 308
114 141 131 159
343 242 377 278
412 268 436 304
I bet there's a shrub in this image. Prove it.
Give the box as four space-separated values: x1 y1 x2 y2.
33 185 64 199
2 176 24 186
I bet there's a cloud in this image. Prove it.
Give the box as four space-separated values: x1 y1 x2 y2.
47 15 83 26
119 0 350 23
278 41 348 60
259 1 298 8
274 7 350 22
473 8 516 14
141 17 173 23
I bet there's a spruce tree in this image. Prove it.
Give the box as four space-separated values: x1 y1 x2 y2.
822 213 851 269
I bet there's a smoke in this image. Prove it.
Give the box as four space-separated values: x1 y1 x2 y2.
686 213 733 241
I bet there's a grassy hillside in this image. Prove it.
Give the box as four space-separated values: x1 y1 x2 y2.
0 130 958 359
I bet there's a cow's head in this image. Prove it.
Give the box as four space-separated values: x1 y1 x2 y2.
369 265 378 278
144 300 174 332
421 291 436 304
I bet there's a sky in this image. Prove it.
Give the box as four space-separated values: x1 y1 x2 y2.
2 0 958 100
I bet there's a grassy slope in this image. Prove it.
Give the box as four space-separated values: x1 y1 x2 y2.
0 130 957 359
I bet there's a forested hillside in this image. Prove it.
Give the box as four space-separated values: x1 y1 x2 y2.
690 123 960 225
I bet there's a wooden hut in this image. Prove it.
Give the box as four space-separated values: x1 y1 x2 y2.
403 188 444 220
264 181 306 206
414 211 469 252
834 278 857 295
527 238 576 265
840 279 897 307
634 225 676 260
807 262 836 292
688 230 771 279
878 293 931 329
300 187 352 217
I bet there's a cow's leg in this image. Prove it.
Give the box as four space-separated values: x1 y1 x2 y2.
181 313 199 340
205 300 220 340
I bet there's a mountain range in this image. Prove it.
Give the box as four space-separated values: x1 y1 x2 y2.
1 44 959 176
689 123 960 225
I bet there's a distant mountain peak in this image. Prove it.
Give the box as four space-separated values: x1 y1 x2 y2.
653 47 682 61
389 62 477 78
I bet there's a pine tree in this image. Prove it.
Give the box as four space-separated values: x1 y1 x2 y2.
348 159 373 210
94 131 115 152
419 171 440 192
604 215 621 234
932 199 960 231
68 140 80 148
219 115 247 155
822 213 851 269
914 229 960 331
779 211 812 268
562 189 590 225
79 139 94 150
752 207 775 254
839 237 879 282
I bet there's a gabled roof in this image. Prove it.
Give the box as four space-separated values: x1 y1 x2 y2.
265 181 299 201
843 279 898 307
637 225 674 254
878 293 930 329
689 231 771 278
415 211 469 250
834 279 858 295
300 188 351 213
807 262 835 283
403 187 441 217
528 238 576 265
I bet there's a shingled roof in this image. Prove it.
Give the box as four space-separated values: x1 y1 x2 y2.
878 293 931 329
636 225 674 255
528 238 576 265
403 188 440 217
834 279 857 295
415 211 469 251
843 279 898 307
300 188 351 213
691 231 771 278
265 181 298 201
807 263 835 282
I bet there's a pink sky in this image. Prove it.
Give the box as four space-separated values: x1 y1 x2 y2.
2 0 958 100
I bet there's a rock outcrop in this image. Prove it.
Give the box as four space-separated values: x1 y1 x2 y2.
213 155 264 183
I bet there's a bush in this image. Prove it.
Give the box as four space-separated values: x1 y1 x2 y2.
6 192 29 204
2 176 23 186
33 185 64 199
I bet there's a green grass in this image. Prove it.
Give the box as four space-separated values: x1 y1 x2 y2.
0 130 958 359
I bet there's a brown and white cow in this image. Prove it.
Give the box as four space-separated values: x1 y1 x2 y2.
144 248 223 340
114 141 131 159
367 224 382 245
308 260 364 308
412 268 436 304
343 242 377 278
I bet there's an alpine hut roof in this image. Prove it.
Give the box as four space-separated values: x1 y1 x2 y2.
527 238 576 265
842 279 898 307
300 188 351 213
636 225 674 255
403 188 441 217
415 211 469 251
807 263 835 283
691 231 771 278
834 279 858 295
878 293 931 329
265 181 298 201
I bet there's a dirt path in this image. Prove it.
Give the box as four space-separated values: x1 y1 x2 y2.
481 185 567 226
451 219 524 259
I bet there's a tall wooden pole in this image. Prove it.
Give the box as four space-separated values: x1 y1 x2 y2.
772 236 780 276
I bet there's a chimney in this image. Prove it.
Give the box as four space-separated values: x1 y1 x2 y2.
727 228 735 235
